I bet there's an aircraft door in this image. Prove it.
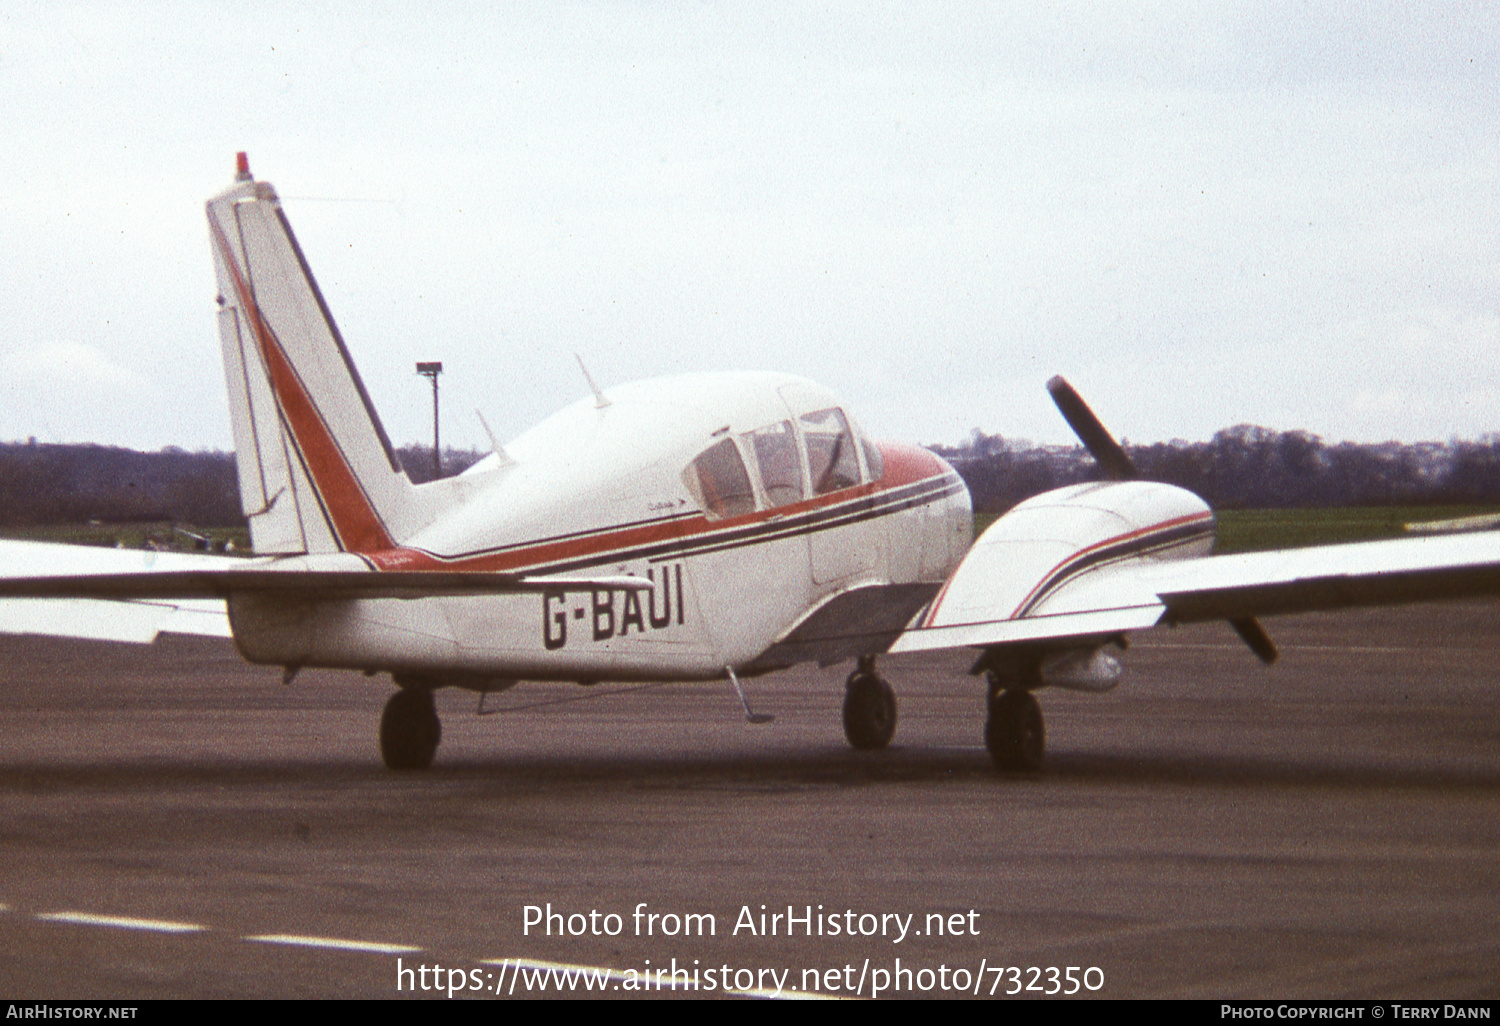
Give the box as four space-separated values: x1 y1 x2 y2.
799 407 881 586
682 426 814 663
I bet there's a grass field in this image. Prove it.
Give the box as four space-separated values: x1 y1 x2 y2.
1212 506 1500 553
976 505 1500 554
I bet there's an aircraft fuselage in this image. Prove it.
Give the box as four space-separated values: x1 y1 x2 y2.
226 371 972 686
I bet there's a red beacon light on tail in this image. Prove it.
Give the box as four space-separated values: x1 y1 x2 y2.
235 152 252 182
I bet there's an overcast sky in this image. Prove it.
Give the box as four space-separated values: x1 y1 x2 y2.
1 2 1496 454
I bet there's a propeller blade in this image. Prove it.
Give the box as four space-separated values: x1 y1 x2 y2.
1046 378 1279 667
1046 376 1138 481
1229 617 1280 665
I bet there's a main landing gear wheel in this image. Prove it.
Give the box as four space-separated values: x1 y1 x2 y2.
843 671 898 750
380 687 441 770
985 690 1044 772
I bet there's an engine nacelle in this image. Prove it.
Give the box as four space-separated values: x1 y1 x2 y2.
927 480 1214 631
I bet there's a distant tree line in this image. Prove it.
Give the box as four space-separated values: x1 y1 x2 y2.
931 426 1500 513
2 427 1499 528
0 442 242 527
0 441 487 528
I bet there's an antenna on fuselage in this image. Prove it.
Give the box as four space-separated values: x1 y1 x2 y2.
575 353 611 409
474 409 515 467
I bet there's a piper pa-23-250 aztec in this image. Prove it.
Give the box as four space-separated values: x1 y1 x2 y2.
2 154 1498 772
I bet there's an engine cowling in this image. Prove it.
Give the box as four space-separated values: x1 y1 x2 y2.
923 480 1214 631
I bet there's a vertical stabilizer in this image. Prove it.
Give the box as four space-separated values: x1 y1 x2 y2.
206 157 429 554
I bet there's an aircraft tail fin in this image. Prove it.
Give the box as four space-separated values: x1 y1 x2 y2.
206 155 430 555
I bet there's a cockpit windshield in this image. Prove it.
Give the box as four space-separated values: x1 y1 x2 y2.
745 421 804 508
683 405 882 520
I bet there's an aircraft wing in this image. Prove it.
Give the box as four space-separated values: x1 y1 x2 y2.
1151 532 1500 622
895 377 1500 661
891 521 1500 655
0 539 651 645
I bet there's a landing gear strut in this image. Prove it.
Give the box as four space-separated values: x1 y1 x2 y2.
843 656 897 750
380 686 441 770
984 676 1044 772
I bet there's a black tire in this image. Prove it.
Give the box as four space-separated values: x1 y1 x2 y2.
985 690 1044 772
843 673 898 750
380 688 441 770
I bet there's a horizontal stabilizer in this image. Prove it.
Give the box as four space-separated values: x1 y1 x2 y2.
0 540 235 643
0 596 231 644
0 539 650 646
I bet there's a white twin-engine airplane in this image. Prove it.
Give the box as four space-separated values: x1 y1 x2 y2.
3 154 1500 772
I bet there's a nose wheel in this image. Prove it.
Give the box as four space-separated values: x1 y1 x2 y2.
380 687 442 770
843 660 898 750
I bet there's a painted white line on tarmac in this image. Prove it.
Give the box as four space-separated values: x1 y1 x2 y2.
23 907 844 996
733 985 848 1001
245 933 421 954
484 956 633 986
38 911 206 934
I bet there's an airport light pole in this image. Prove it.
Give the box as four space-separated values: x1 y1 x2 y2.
416 361 443 480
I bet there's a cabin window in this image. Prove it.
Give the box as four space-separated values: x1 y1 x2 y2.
800 407 861 495
746 421 804 507
684 437 756 519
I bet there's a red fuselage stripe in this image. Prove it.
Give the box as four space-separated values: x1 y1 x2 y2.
367 466 960 574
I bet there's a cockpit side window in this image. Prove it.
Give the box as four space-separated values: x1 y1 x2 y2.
746 421 804 507
800 407 861 495
683 437 756 520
